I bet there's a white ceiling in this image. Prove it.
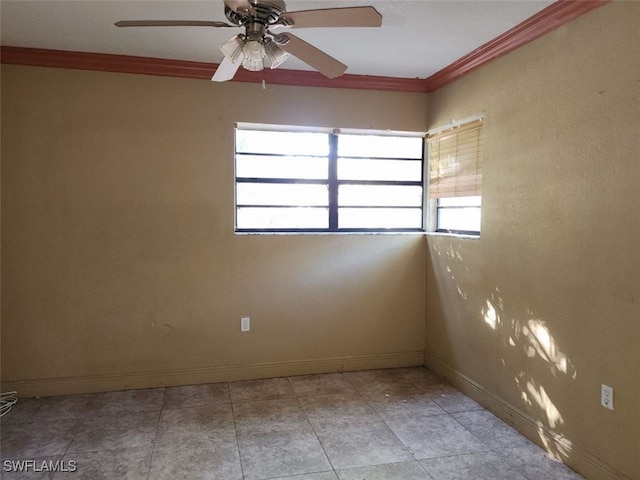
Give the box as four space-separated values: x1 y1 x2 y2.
0 0 555 79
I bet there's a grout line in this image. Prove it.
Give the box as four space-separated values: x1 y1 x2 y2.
51 396 95 480
288 375 338 475
228 381 246 480
143 387 166 480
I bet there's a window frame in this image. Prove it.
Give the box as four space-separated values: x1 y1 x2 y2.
234 126 425 233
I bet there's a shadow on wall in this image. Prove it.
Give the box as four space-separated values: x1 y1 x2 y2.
429 241 578 462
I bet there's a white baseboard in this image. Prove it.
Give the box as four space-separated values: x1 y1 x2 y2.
424 353 631 480
1 350 424 398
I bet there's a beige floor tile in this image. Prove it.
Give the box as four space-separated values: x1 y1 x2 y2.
501 444 586 479
364 385 447 422
31 395 97 424
343 369 415 396
288 373 356 397
238 428 331 480
67 411 160 454
396 367 446 390
299 393 381 434
386 412 488 460
233 398 310 435
428 385 483 413
452 410 533 450
268 473 338 480
0 420 78 460
156 402 236 440
90 388 165 416
336 461 431 480
317 425 414 470
150 432 241 480
229 378 295 403
54 446 152 480
421 452 529 480
162 383 230 410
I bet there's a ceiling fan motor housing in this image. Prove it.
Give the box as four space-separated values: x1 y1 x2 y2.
225 0 286 26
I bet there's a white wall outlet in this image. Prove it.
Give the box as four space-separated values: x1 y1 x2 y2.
601 384 614 410
241 317 250 332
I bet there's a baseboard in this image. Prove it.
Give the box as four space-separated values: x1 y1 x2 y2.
424 353 631 480
1 350 424 398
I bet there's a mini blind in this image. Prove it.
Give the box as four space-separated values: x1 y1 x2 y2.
427 119 483 198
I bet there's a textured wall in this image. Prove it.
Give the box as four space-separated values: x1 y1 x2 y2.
1 66 428 395
425 3 639 479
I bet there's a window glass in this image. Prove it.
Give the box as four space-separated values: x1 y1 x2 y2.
337 158 422 182
338 135 423 159
237 207 329 229
237 183 329 207
339 208 423 229
437 207 481 233
339 185 423 207
237 154 328 180
437 196 482 207
236 130 329 156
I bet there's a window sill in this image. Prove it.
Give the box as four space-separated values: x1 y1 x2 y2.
425 231 480 240
235 230 426 236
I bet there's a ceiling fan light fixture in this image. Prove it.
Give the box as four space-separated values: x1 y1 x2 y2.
264 40 289 69
220 35 244 63
241 39 265 71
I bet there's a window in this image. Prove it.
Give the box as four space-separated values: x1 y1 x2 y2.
235 125 424 232
427 117 483 235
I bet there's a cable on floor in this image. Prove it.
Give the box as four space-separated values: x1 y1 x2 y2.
0 391 18 417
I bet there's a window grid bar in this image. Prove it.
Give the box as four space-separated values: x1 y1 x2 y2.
436 205 481 210
237 203 422 210
237 204 329 208
328 134 339 230
237 228 424 233
237 152 328 159
237 177 422 187
236 177 329 185
337 155 423 162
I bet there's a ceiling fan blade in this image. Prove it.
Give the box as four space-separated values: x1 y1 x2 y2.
212 54 244 82
223 0 255 16
277 33 347 79
115 20 234 28
278 6 382 29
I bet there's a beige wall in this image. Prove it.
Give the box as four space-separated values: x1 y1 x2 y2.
425 3 639 479
1 66 428 396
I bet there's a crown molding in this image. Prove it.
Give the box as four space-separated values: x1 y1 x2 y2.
424 0 612 91
0 46 428 93
0 1 610 93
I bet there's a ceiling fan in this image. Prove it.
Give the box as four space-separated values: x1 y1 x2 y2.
115 0 382 82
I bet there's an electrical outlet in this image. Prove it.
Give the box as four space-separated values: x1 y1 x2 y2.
241 317 250 332
601 384 614 410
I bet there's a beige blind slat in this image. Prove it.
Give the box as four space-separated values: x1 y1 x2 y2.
428 119 483 199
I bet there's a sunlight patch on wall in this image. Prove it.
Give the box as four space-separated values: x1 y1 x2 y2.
516 374 565 429
482 299 499 329
521 319 576 378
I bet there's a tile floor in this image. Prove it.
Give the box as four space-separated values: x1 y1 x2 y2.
0 367 585 480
